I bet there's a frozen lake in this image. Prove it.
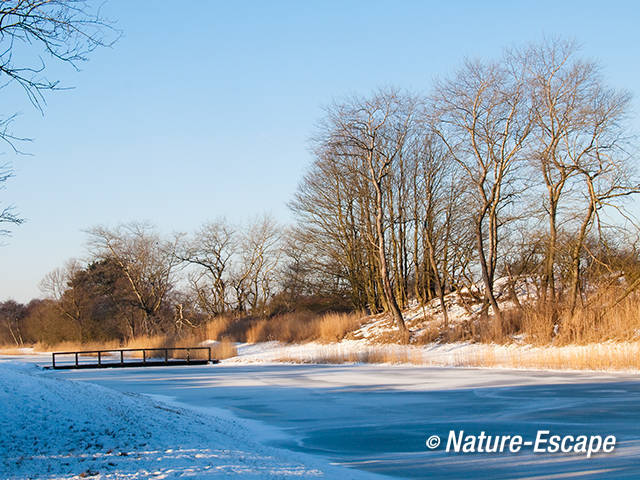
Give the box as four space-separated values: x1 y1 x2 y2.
46 363 640 479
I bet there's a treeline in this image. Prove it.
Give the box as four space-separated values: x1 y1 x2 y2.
0 216 355 345
0 218 296 345
2 39 639 346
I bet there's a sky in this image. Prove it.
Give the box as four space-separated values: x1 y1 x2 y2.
1 0 639 302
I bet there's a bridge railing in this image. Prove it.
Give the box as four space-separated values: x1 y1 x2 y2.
50 346 213 369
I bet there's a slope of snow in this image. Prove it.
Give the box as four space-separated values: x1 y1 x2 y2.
0 361 389 479
350 277 540 343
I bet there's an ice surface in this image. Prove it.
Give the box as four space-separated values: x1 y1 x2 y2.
40 362 640 479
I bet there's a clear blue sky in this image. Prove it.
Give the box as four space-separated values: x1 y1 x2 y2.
1 0 639 302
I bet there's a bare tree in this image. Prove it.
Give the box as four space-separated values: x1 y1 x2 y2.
290 41 637 339
432 56 532 320
0 163 23 235
290 147 377 311
0 0 118 234
519 39 604 313
295 90 467 331
0 300 27 345
417 134 456 326
567 123 638 313
39 258 84 335
87 223 181 335
320 90 420 334
231 215 281 314
516 40 637 314
39 258 81 300
176 219 237 317
0 0 118 112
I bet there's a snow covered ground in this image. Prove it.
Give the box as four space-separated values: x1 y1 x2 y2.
204 340 640 373
4 277 638 478
10 359 638 479
4 315 640 480
0 360 389 479
347 277 539 343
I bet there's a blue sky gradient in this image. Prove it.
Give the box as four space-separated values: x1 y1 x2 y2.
2 0 639 301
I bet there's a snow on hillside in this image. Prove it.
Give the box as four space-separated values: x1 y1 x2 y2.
348 277 539 343
214 276 640 371
0 361 388 479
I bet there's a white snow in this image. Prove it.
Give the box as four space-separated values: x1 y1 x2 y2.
2 276 638 478
349 276 541 343
214 340 640 374
206 275 639 372
35 361 640 480
0 360 389 479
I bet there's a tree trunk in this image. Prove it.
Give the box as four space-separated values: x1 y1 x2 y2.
569 203 594 315
475 219 501 320
425 226 449 327
372 177 407 333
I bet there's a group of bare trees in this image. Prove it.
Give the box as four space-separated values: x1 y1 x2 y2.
2 38 638 346
292 39 639 331
177 216 281 317
10 217 284 344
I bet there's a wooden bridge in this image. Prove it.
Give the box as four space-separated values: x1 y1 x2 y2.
48 347 218 369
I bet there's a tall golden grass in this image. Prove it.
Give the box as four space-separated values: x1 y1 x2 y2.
10 310 362 361
4 290 640 371
277 342 640 371
125 336 238 361
462 343 640 370
413 291 640 346
28 334 237 361
513 293 640 345
554 294 640 344
242 311 365 344
32 340 122 356
277 348 415 365
209 339 238 360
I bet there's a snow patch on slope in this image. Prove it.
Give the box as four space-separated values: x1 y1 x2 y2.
350 277 539 342
0 361 388 479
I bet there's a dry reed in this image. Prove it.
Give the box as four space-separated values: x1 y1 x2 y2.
276 342 640 371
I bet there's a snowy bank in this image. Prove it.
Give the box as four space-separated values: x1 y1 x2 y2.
0 361 387 479
221 340 640 372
